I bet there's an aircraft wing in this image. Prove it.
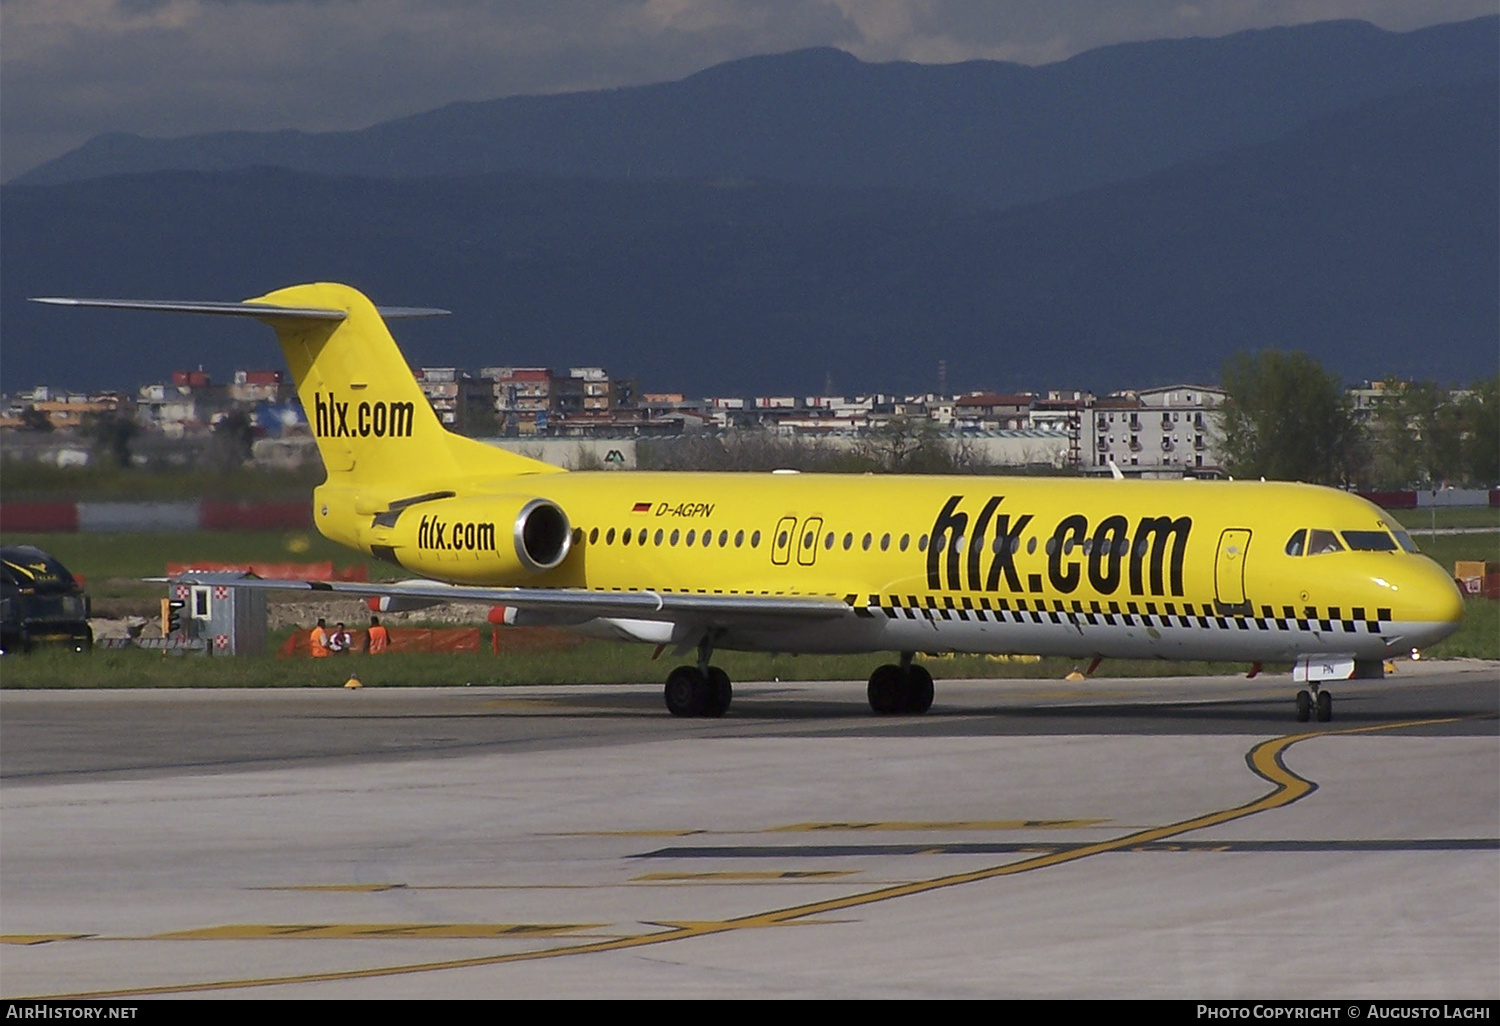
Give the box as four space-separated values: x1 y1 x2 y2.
167 572 855 629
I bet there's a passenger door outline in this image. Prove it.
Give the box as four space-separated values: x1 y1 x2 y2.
1214 528 1253 615
771 516 796 566
797 517 823 567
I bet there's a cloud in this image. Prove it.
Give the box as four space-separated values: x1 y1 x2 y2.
828 0 1498 64
2 0 1492 180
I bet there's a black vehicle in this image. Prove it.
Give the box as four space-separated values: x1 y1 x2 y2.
1 545 92 654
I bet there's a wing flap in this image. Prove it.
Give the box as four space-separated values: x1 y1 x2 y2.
165 573 852 627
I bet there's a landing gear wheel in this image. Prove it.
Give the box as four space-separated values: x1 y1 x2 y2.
868 664 904 714
868 663 935 714
904 665 934 714
665 666 707 717
1295 690 1312 723
1315 690 1332 723
705 667 732 718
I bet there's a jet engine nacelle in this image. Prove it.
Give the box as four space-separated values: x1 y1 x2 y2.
373 494 572 584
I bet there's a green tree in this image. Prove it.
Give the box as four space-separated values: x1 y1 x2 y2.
1369 376 1498 488
82 410 139 469
1457 375 1498 486
851 417 990 474
18 406 54 432
458 406 501 439
635 424 992 475
1368 380 1442 488
1218 350 1358 485
210 409 256 472
1367 380 1413 488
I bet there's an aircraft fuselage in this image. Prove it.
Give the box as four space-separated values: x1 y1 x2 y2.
318 471 1462 663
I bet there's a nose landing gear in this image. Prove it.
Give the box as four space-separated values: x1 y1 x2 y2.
1295 685 1332 723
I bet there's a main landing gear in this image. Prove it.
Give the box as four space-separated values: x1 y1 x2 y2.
867 653 934 715
664 637 732 718
663 645 937 718
1294 685 1333 723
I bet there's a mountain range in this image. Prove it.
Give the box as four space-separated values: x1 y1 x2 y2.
3 16 1495 396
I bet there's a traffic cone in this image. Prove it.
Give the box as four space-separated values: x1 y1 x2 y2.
344 672 363 689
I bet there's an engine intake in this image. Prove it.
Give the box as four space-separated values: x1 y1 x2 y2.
514 498 571 572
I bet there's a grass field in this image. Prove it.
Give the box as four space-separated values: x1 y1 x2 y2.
0 638 1279 690
1430 597 1499 660
1401 530 1499 571
1393 507 1500 531
3 530 392 598
3 464 323 502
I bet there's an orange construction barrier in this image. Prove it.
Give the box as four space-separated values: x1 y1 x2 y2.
491 627 586 653
278 625 582 657
168 561 368 581
278 627 482 657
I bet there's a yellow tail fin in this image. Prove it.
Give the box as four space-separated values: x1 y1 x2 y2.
247 283 559 485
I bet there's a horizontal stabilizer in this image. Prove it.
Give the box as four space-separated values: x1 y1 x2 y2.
29 297 449 319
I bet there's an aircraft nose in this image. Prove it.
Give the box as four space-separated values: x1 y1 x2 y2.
1405 558 1466 649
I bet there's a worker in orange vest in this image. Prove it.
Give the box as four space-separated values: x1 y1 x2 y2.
366 615 390 654
310 617 330 658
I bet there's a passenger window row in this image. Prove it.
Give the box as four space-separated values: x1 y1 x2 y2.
573 526 943 555
583 526 762 549
575 526 933 553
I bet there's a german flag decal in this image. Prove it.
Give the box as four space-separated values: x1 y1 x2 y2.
632 502 652 513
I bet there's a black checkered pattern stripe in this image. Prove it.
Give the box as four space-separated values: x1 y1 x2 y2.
847 595 1392 634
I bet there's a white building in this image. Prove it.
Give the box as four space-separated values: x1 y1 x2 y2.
1086 384 1225 477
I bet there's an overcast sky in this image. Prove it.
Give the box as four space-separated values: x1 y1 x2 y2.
2 0 1493 182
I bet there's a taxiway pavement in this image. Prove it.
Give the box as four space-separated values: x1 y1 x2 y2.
2 661 1495 998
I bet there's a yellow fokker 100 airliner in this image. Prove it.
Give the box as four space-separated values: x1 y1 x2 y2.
36 283 1465 722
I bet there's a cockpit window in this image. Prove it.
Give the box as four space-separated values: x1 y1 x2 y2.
1392 529 1420 553
1341 530 1398 552
1306 529 1343 555
1284 530 1306 556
